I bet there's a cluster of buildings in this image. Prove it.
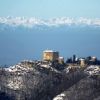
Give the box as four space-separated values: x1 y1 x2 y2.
18 49 100 71
66 55 100 67
43 50 100 67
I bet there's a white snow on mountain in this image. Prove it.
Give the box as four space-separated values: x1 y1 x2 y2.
84 65 100 76
7 76 23 90
5 63 33 74
0 16 100 27
53 93 66 100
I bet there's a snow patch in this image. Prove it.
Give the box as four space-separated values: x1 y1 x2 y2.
84 65 100 75
5 64 33 74
7 77 23 90
53 93 66 100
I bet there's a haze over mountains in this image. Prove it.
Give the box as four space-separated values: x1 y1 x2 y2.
0 17 100 66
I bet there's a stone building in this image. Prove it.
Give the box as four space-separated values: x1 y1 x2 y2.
43 50 59 61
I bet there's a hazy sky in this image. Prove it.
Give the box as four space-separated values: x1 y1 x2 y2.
0 0 100 19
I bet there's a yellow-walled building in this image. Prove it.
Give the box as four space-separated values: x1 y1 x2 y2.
80 59 86 67
43 50 59 61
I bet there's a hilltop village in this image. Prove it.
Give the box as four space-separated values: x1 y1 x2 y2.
5 49 100 76
19 50 100 74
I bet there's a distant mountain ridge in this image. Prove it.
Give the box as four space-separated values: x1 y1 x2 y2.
0 17 100 28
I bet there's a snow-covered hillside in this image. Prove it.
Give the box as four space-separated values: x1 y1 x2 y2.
0 61 100 100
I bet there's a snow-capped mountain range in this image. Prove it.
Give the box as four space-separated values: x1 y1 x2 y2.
0 16 100 27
